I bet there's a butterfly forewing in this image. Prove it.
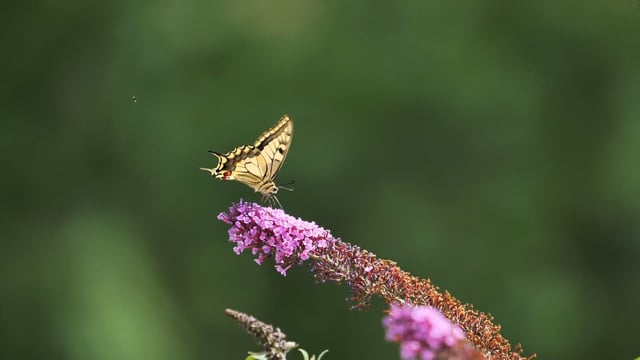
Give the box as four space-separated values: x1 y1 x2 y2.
254 115 293 181
201 115 293 203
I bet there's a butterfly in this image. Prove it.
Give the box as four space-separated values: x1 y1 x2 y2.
200 115 294 207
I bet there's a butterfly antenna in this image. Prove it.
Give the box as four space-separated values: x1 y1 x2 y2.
278 179 295 192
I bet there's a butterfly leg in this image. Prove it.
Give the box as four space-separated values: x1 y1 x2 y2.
271 195 283 209
261 194 281 208
261 194 272 208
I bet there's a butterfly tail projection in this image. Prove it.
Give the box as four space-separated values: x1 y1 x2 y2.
199 151 223 176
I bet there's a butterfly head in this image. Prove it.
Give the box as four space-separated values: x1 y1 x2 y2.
256 181 279 196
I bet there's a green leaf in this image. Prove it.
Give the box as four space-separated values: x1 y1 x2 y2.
246 351 268 360
317 349 329 360
297 348 310 360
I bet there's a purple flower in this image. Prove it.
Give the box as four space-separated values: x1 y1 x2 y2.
218 201 336 275
383 303 466 360
218 202 526 359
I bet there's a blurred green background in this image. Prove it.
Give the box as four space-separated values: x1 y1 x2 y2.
2 1 640 359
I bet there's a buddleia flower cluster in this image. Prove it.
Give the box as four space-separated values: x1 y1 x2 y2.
383 303 481 360
225 309 328 360
218 201 534 360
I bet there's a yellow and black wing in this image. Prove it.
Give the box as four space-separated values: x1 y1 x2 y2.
201 115 293 197
253 115 293 182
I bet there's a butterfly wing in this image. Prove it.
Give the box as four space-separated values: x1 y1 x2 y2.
253 115 293 182
209 146 264 185
201 115 293 197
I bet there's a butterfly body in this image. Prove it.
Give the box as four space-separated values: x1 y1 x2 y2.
201 115 293 206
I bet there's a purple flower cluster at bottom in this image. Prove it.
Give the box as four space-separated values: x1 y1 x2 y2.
384 303 466 360
218 201 335 275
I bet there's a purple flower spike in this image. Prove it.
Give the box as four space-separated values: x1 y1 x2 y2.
218 201 336 275
383 303 466 360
